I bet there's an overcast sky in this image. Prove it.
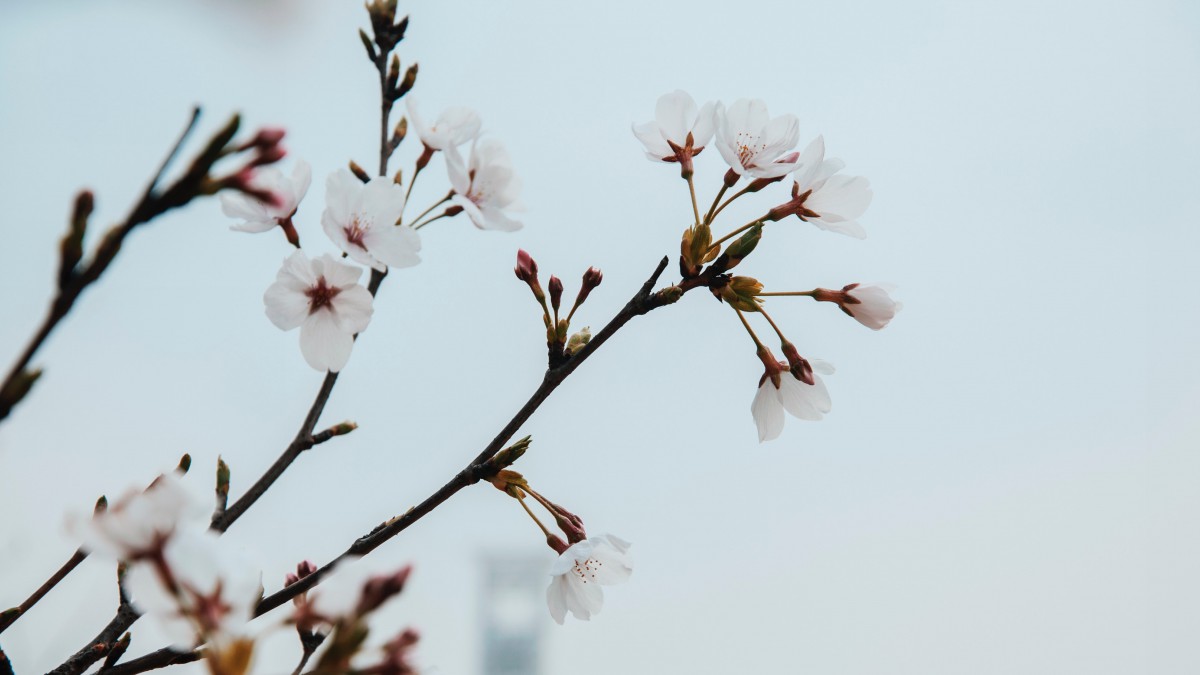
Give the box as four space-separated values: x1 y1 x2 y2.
1 0 1198 673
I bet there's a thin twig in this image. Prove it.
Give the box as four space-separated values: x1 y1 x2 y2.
0 549 87 634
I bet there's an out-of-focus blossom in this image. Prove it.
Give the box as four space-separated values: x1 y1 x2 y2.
767 136 872 238
751 359 835 442
220 160 312 233
322 170 421 271
301 557 412 626
446 139 523 232
123 528 262 651
714 99 801 179
632 90 717 170
263 251 374 373
405 97 481 151
546 534 632 624
67 471 209 560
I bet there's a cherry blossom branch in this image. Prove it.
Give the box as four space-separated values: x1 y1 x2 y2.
0 646 13 675
101 255 699 675
0 549 86 633
0 108 279 425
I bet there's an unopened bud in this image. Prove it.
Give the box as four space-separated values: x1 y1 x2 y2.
488 436 531 472
565 327 592 356
780 342 815 385
329 421 358 437
216 456 231 501
573 266 603 309
94 495 108 514
548 276 563 312
514 249 538 282
713 223 762 273
397 63 419 98
349 161 371 183
715 276 763 312
723 167 740 188
248 127 286 149
178 453 192 474
653 285 683 305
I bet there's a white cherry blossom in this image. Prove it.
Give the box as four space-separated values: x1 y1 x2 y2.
751 360 835 442
322 169 421 271
843 283 901 330
446 139 523 232
67 471 210 560
263 251 374 373
631 90 717 163
770 136 872 238
714 99 801 179
123 528 262 650
546 534 632 624
405 96 481 151
219 159 311 233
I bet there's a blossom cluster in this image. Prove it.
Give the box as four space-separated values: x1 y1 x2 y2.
221 100 523 373
633 90 901 442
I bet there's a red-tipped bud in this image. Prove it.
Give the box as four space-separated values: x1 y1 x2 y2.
250 127 286 148
249 144 288 168
573 266 603 309
546 534 570 555
548 276 563 312
358 565 413 615
514 249 538 283
724 167 741 188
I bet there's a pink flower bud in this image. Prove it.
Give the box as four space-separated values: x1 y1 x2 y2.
514 249 538 283
548 275 563 312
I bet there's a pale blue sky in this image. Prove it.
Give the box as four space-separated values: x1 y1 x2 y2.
1 0 1197 673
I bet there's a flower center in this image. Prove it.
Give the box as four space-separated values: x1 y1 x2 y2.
305 276 341 314
734 131 765 167
571 557 602 583
343 215 369 249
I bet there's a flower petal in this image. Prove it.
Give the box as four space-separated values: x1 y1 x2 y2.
299 313 354 372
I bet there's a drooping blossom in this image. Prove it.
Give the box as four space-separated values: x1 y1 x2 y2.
322 170 421 271
767 136 872 238
546 534 633 624
714 99 801 179
405 96 481 151
263 251 374 373
122 528 263 651
840 283 901 330
631 90 717 172
751 359 835 442
219 160 312 234
67 471 210 560
446 139 524 232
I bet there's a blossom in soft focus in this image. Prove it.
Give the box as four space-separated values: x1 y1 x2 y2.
67 471 209 560
632 90 717 163
768 136 872 239
842 283 901 330
714 99 801 179
546 534 632 624
123 528 262 650
446 139 524 231
322 170 421 271
219 160 312 233
751 359 835 442
263 251 374 373
301 557 411 625
405 96 481 151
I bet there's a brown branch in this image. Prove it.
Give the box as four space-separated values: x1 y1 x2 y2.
0 108 206 424
0 549 86 634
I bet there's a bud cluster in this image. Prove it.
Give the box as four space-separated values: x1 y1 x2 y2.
513 250 603 367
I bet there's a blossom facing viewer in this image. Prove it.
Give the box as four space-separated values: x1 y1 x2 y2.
751 359 835 442
546 534 633 624
767 135 872 238
263 251 374 372
219 160 312 234
714 98 801 179
446 139 524 231
322 170 421 271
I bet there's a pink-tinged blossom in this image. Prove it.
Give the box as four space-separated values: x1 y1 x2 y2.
751 359 835 442
123 528 262 650
546 534 632 625
263 251 374 373
842 283 901 330
631 90 717 165
405 96 481 151
768 136 872 239
219 160 312 233
322 170 421 271
714 99 801 179
67 471 210 560
446 139 524 232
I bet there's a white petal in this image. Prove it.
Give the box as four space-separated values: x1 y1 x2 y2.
330 284 374 335
477 205 523 232
691 101 718 148
810 359 836 376
364 224 422 267
361 177 406 228
654 90 697 144
632 121 672 159
807 175 872 222
299 313 354 372
777 376 824 421
811 218 868 239
751 382 784 442
324 169 362 226
263 281 309 331
288 159 313 210
444 146 471 195
546 575 570 625
317 254 364 289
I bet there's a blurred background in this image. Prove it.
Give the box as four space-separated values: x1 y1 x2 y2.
1 0 1197 673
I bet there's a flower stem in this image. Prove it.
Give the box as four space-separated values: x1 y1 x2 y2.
708 184 753 222
408 191 453 228
516 493 554 539
686 174 701 226
709 216 769 250
756 305 789 344
703 184 729 225
733 308 768 353
756 291 817 297
412 211 450 231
